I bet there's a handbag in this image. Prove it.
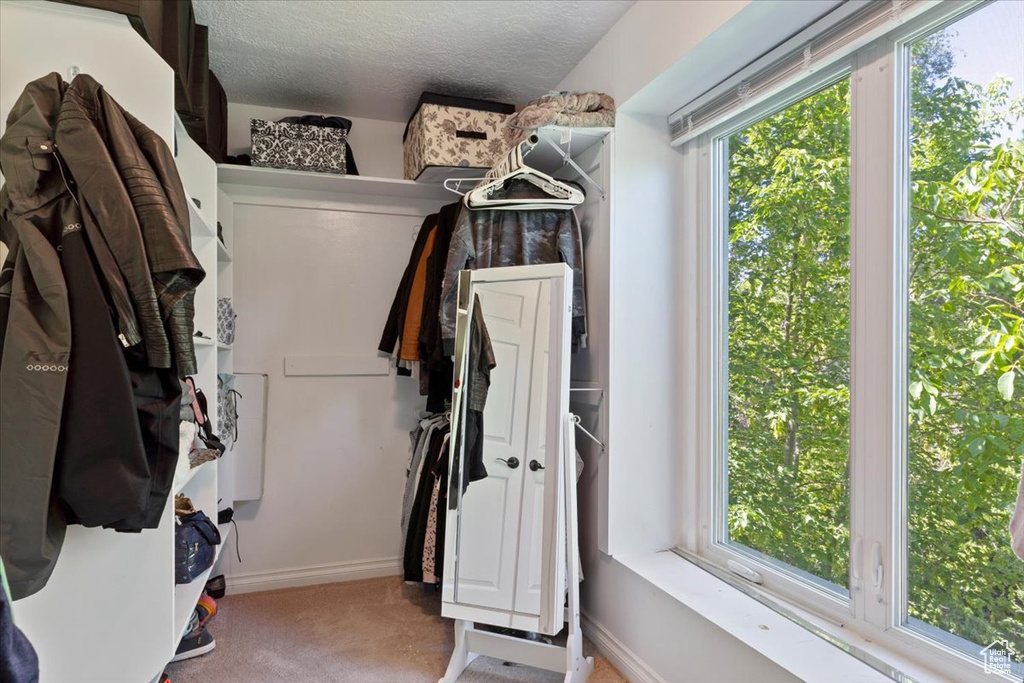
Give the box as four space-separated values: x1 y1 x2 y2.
217 297 236 345
185 377 227 457
217 373 240 448
174 510 221 584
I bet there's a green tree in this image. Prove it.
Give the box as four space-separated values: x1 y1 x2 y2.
726 27 1023 653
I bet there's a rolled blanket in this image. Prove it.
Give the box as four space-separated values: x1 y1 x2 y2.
504 91 615 146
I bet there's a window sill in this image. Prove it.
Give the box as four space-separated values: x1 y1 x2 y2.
615 552 946 683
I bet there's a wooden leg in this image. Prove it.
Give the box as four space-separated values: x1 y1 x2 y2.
439 619 478 683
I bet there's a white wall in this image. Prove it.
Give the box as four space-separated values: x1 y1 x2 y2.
558 0 749 111
217 188 441 592
226 102 407 179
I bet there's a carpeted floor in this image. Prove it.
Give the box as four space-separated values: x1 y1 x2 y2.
164 576 625 683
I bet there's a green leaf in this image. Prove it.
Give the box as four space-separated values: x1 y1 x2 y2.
997 370 1015 401
909 381 924 399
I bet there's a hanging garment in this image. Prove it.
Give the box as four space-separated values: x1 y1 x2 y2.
432 438 450 583
399 227 437 361
405 423 449 583
401 414 447 548
452 295 496 503
466 295 496 414
419 201 462 363
55 224 149 528
379 214 437 372
421 202 462 412
439 181 587 355
57 73 205 374
421 450 442 585
105 358 184 531
0 73 201 597
0 75 73 600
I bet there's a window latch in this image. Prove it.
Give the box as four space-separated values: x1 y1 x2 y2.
871 542 884 603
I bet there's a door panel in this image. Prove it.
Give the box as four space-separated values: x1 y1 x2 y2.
453 280 539 612
515 280 551 615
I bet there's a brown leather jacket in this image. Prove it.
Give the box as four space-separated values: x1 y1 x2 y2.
56 73 205 373
2 72 204 374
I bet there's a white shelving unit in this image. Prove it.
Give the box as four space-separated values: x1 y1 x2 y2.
217 164 453 201
0 4 235 681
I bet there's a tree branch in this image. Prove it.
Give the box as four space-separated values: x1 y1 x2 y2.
967 291 1024 317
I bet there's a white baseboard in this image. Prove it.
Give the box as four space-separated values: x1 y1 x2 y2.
581 611 665 683
225 557 402 594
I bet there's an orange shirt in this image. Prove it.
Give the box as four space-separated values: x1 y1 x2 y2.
399 226 437 361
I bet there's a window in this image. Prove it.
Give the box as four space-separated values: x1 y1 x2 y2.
903 0 1024 662
681 1 1024 679
724 79 851 595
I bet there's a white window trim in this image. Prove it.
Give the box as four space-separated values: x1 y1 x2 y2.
678 2 1019 682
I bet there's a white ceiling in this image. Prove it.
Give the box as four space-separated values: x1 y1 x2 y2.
193 0 634 123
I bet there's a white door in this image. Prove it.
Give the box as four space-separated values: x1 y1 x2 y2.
514 280 551 616
453 280 540 612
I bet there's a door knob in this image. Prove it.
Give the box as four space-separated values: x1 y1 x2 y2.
497 457 520 469
529 460 545 472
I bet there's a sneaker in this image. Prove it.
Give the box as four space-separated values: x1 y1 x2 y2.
171 627 215 662
195 592 217 628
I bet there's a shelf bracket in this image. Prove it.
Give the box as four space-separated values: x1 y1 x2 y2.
535 129 606 199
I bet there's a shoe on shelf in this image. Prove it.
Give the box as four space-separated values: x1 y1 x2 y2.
171 626 215 662
195 592 217 628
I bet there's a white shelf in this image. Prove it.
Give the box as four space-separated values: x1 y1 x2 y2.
173 566 214 641
173 459 216 496
214 522 233 564
217 164 452 201
217 341 232 351
217 239 232 263
193 336 215 348
188 196 216 238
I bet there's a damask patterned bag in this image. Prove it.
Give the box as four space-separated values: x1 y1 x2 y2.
403 92 515 181
217 373 240 449
251 118 347 174
217 297 235 345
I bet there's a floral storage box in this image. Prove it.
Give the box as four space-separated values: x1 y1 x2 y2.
403 92 515 181
250 118 347 174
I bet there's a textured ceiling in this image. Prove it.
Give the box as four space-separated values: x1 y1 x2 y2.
193 0 634 122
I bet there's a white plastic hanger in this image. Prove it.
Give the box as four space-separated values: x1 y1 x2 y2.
464 135 584 211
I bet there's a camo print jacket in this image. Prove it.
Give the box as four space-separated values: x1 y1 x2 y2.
439 179 586 355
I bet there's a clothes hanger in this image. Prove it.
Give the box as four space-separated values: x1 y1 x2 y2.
464 134 584 211
443 176 483 196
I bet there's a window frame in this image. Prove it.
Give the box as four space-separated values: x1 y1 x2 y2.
679 2 1020 681
697 58 857 627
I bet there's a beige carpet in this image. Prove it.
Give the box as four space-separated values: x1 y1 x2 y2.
165 576 625 683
